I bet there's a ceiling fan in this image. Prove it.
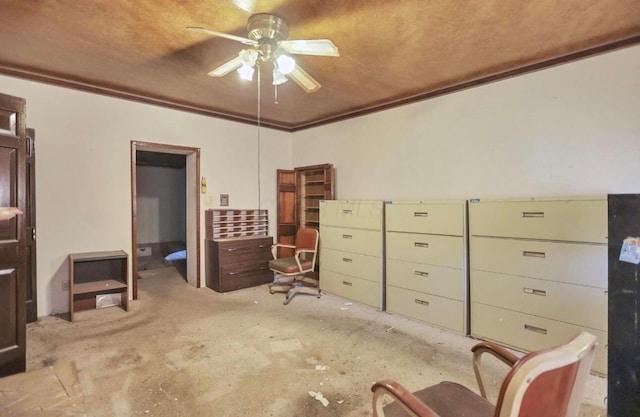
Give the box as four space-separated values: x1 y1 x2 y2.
188 13 339 93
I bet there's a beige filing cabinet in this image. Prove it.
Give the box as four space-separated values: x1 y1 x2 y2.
469 196 608 375
319 200 384 309
385 200 468 334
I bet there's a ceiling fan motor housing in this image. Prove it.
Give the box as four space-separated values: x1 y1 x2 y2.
247 14 289 62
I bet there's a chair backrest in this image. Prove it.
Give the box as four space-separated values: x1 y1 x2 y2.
295 227 319 267
495 331 597 417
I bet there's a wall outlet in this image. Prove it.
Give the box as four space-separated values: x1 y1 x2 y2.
61 280 69 291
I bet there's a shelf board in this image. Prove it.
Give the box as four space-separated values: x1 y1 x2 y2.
73 279 127 295
304 180 325 184
304 194 325 198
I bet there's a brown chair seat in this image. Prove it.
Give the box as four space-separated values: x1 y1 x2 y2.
381 381 494 417
268 257 313 274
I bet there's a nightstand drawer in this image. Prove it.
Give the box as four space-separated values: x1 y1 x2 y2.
386 259 462 300
386 232 464 269
320 226 381 256
469 198 607 242
386 286 464 333
471 270 607 330
385 201 465 235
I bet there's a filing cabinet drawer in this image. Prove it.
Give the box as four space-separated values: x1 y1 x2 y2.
385 201 465 235
470 237 607 288
469 198 607 243
320 226 382 256
471 270 607 330
471 303 607 375
386 232 464 269
320 201 383 230
320 248 382 283
387 286 464 333
320 270 382 309
386 259 463 300
215 237 273 263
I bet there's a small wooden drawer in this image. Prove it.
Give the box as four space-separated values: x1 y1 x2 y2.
385 201 465 236
320 248 382 283
214 270 273 292
215 237 273 264
471 270 607 331
320 226 382 256
320 270 382 309
386 259 463 300
320 200 383 230
469 198 607 243
471 303 607 375
386 286 464 333
470 237 606 288
386 232 464 269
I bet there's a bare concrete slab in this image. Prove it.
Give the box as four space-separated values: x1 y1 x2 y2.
20 266 606 417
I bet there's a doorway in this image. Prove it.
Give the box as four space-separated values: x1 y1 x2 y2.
130 141 200 299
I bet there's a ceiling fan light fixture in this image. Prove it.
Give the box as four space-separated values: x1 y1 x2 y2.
272 68 288 85
275 54 295 74
238 64 255 81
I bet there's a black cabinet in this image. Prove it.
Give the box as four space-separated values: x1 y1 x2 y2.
608 194 640 417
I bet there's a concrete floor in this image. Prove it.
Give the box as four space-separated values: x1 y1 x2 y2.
25 266 608 417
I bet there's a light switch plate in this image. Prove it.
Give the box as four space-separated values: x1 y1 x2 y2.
220 194 229 206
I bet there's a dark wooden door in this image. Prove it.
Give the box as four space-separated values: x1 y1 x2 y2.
25 128 37 323
0 92 27 377
276 169 296 257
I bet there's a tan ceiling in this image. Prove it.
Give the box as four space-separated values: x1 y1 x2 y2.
0 1 638 131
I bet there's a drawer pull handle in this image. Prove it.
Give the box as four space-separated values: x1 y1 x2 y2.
227 248 237 252
414 270 429 277
414 242 429 248
342 257 353 263
342 209 353 214
342 281 353 286
523 251 545 258
523 287 546 296
414 299 430 306
342 234 353 239
228 272 238 275
258 245 266 248
524 324 547 335
260 266 268 270
522 211 544 218
414 212 429 217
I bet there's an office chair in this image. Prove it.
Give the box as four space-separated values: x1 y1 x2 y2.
269 227 320 305
372 331 597 417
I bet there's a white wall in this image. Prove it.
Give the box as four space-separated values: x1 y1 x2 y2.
293 45 640 200
136 165 186 244
2 44 638 316
0 74 292 316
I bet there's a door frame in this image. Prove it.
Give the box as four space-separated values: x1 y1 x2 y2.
130 141 201 298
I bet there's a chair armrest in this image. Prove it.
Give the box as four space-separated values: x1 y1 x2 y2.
371 380 442 417
270 243 296 259
471 341 519 400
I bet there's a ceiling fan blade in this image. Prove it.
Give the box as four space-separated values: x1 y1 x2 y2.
187 27 258 46
287 65 321 93
208 55 244 77
279 39 339 57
